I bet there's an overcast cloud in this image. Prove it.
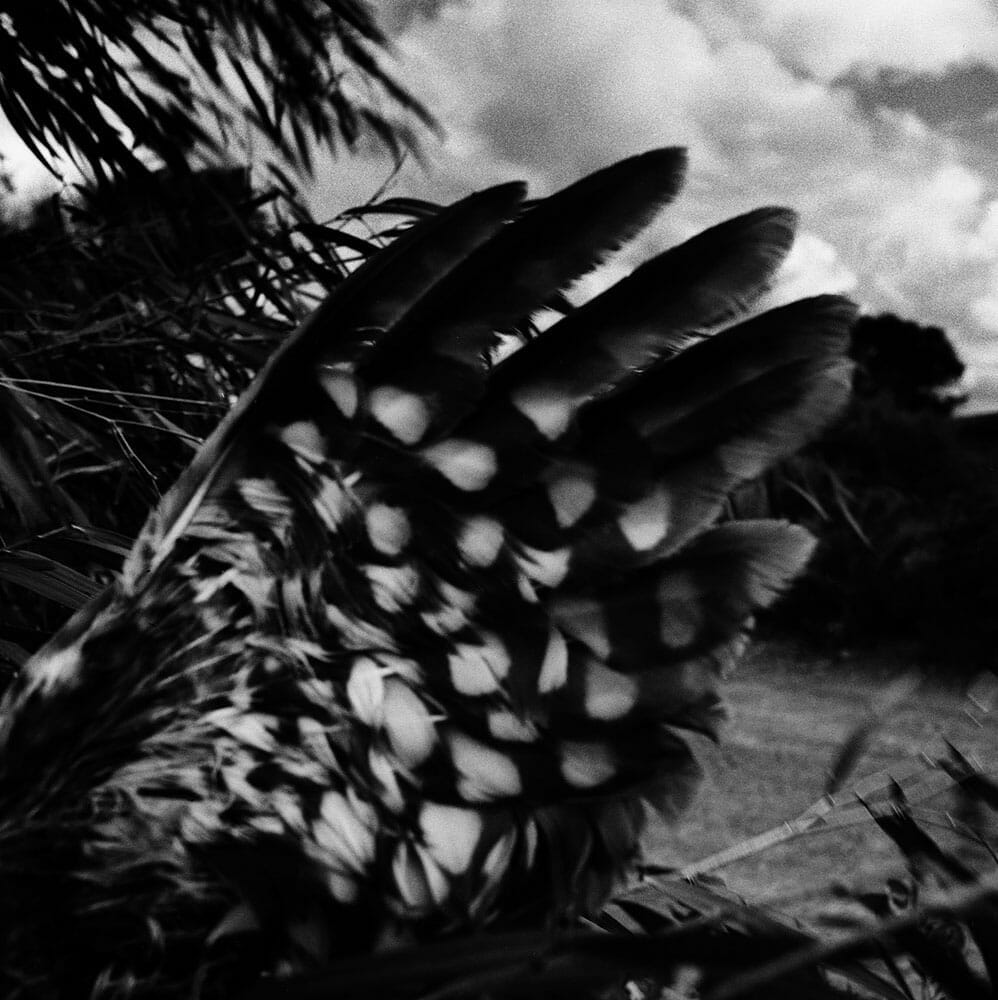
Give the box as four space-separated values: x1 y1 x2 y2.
311 0 998 409
6 1 998 407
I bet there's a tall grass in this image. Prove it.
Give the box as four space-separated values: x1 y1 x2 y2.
0 168 428 665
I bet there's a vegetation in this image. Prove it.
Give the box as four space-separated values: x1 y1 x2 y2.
763 312 998 673
1 4 997 998
0 0 439 668
1 160 444 666
0 0 433 185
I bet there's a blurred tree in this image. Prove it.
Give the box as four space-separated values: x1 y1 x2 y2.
850 312 967 412
761 313 998 671
0 0 434 187
0 1 442 666
0 164 430 664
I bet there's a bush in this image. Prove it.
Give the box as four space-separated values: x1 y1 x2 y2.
766 379 998 673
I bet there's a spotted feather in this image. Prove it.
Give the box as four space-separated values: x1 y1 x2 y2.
0 149 853 996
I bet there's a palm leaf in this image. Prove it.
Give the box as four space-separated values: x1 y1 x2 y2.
0 1 435 184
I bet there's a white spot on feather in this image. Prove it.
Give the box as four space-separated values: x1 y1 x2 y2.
422 439 497 491
327 871 360 904
618 488 670 551
471 830 517 914
277 420 326 463
365 563 420 612
440 581 476 611
250 815 284 836
548 472 597 528
458 516 504 567
365 503 410 555
370 386 431 444
392 842 449 911
487 709 539 742
421 581 476 635
522 817 539 867
448 634 510 695
448 732 521 801
271 789 307 833
422 606 466 635
208 903 260 944
517 544 570 587
369 749 406 812
537 628 569 693
314 789 376 873
517 572 539 603
560 740 616 788
298 676 335 707
482 829 516 882
237 477 293 523
314 478 348 530
298 716 338 769
347 657 386 726
511 383 575 439
318 366 358 418
383 680 437 767
583 660 638 720
419 802 483 875
206 708 278 752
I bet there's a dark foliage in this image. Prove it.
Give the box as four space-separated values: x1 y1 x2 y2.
771 400 998 662
851 312 967 412
0 0 434 185
0 168 428 664
763 312 998 671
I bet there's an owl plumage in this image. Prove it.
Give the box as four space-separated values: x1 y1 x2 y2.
0 149 854 997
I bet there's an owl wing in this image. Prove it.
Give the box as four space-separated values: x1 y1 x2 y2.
2 149 853 987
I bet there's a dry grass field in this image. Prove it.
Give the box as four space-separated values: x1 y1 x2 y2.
643 641 998 908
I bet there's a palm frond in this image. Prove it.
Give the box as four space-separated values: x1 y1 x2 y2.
0 1 435 183
0 168 429 655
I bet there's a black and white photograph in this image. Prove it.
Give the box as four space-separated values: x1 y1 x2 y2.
0 2 996 997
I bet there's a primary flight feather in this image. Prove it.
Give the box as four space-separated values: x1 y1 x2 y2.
0 148 854 997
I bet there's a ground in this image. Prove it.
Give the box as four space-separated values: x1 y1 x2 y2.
645 640 998 907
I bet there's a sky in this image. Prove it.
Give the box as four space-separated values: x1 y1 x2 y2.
5 0 998 409
317 0 998 412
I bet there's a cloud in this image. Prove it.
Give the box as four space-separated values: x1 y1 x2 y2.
4 0 987 403
0 118 62 203
344 4 987 326
690 0 998 80
765 230 859 307
339 0 998 412
0 0 990 406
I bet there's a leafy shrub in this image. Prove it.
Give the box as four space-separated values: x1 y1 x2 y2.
0 170 426 665
764 316 998 673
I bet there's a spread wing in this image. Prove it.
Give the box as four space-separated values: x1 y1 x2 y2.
0 149 854 992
